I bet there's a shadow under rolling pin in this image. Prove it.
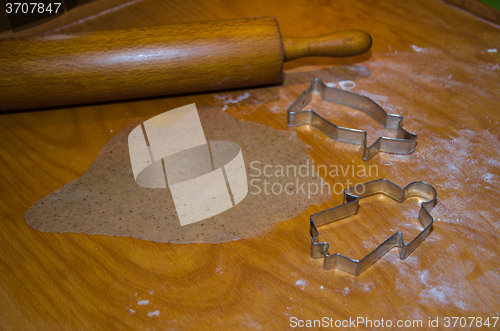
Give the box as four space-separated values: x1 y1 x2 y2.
0 16 372 112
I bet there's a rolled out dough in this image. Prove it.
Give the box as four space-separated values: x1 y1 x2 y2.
25 107 330 243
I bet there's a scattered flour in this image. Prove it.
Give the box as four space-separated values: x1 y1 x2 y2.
137 300 149 305
420 287 446 303
326 82 337 88
420 270 428 285
338 80 355 90
386 251 497 313
411 45 424 52
147 310 160 317
483 173 494 183
215 92 252 111
243 313 262 329
420 286 468 312
215 92 251 104
487 49 497 53
129 308 135 314
362 282 373 292
487 158 500 167
267 104 281 114
295 279 307 290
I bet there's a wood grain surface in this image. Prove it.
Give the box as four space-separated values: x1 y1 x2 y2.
1 0 499 330
441 0 500 25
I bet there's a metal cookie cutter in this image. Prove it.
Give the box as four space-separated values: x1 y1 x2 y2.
287 79 417 161
310 179 437 275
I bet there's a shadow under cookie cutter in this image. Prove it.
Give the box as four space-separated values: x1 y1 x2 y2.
287 79 417 161
310 179 437 275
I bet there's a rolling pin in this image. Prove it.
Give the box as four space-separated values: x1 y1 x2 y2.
0 16 372 111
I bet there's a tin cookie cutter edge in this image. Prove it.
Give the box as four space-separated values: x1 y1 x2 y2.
311 178 437 275
287 79 417 161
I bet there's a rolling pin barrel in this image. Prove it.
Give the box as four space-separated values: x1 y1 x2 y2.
0 16 372 111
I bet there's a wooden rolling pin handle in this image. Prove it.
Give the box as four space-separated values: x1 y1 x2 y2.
282 30 372 62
